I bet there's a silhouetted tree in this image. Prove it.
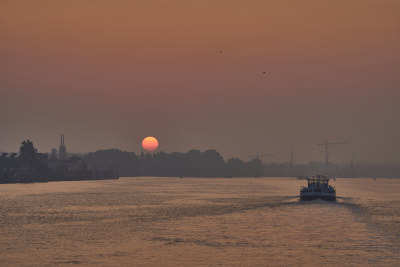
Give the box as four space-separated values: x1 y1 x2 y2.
83 148 274 178
225 158 246 177
200 149 225 177
168 152 185 176
16 140 49 180
84 149 140 177
245 159 264 177
183 150 202 176
19 140 36 160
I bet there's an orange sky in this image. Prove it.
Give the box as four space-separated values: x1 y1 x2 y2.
1 0 399 163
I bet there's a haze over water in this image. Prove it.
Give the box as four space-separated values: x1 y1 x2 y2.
0 177 399 266
1 1 399 164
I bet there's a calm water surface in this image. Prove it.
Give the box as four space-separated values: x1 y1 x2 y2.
0 177 399 266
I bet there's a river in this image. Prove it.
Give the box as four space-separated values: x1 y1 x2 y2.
0 177 399 266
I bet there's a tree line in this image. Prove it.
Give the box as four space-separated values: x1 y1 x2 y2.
84 149 264 178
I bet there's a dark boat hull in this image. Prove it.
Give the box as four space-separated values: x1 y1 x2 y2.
300 195 336 201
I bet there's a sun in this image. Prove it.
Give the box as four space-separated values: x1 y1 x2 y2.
142 136 159 151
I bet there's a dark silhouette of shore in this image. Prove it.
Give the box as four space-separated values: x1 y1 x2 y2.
85 149 264 178
1 140 399 184
0 140 264 183
85 149 400 178
0 140 117 183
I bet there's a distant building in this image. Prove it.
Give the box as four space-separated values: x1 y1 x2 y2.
51 148 57 159
0 137 118 183
0 152 48 182
47 156 86 177
59 134 67 159
0 153 28 181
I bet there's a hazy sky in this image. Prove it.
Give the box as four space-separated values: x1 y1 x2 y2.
1 0 399 164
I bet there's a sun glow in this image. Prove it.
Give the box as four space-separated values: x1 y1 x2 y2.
142 136 159 151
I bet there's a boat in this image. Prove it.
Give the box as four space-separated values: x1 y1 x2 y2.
300 175 336 201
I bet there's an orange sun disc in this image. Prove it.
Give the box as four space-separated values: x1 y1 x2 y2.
142 136 159 151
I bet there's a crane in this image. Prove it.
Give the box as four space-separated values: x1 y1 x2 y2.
290 146 294 167
350 152 356 169
350 152 356 177
318 139 346 175
249 151 277 160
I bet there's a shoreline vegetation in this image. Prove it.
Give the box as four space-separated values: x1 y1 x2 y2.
84 149 400 178
1 140 399 184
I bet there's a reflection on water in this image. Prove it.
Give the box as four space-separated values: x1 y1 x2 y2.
0 177 399 266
